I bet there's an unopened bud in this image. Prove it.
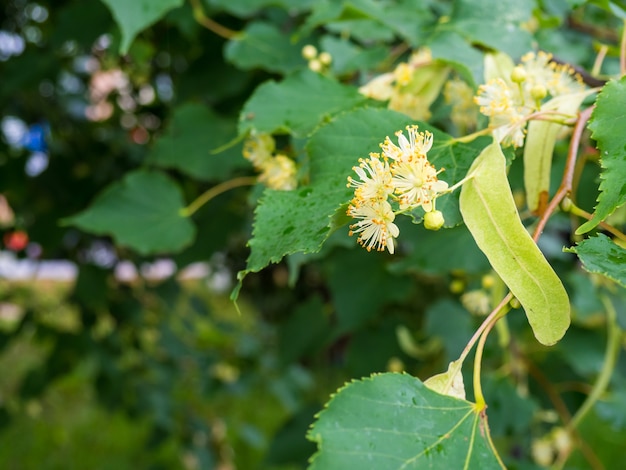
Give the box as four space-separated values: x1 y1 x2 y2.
560 196 572 213
302 44 317 60
510 297 521 309
308 59 322 73
449 279 465 294
531 84 547 101
424 210 444 231
318 52 332 65
511 66 527 83
481 274 496 289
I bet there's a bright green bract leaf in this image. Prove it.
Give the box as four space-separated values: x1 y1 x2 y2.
238 70 368 137
308 373 503 470
424 360 466 400
100 0 183 54
224 22 308 74
460 142 570 345
524 91 591 213
577 77 626 234
64 170 195 255
148 103 245 181
565 234 626 288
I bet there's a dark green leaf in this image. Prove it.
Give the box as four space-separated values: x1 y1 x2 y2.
148 103 245 181
308 373 504 469
238 70 369 137
577 77 626 234
64 170 195 254
224 22 309 74
100 0 184 54
565 234 626 288
446 0 533 58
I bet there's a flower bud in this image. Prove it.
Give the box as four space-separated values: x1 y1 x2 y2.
302 44 317 60
308 59 322 73
424 210 444 230
530 84 547 101
511 66 527 83
318 51 332 65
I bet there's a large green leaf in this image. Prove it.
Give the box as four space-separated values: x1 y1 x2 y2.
308 373 503 469
459 141 570 346
64 170 195 255
445 0 533 58
224 22 309 74
565 234 626 288
238 70 369 137
577 77 626 234
148 103 245 181
100 0 183 54
238 108 485 285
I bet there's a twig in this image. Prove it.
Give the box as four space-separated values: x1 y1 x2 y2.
189 0 239 40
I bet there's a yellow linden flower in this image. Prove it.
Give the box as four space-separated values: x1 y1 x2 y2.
243 132 275 168
258 154 297 190
358 72 395 101
391 156 448 211
347 199 399 254
347 153 393 205
380 125 433 162
443 77 478 130
394 62 414 87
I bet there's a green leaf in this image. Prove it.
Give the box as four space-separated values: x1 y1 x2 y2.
319 35 388 75
459 141 570 345
577 77 626 234
207 0 314 17
100 0 183 54
524 91 592 213
238 70 369 137
224 22 309 74
564 234 626 288
428 30 484 86
308 373 503 469
446 0 533 58
64 170 195 255
148 103 245 181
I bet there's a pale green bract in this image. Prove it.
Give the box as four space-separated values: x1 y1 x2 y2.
460 141 570 345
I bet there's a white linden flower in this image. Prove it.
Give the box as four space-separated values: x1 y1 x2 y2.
474 78 518 117
380 125 433 162
391 157 448 211
347 153 393 204
348 199 399 254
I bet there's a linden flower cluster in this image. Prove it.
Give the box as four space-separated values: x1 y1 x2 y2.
243 133 297 190
346 125 449 254
474 51 585 148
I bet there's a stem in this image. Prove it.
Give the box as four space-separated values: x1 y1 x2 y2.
591 45 608 77
621 20 626 76
451 127 492 143
189 0 238 40
532 106 594 239
180 176 257 217
458 293 513 365
569 296 620 430
566 201 626 242
472 303 510 410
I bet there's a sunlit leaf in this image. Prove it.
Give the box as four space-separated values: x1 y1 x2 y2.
459 141 570 345
64 170 195 254
565 234 626 288
308 373 503 469
100 0 184 54
577 77 626 234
